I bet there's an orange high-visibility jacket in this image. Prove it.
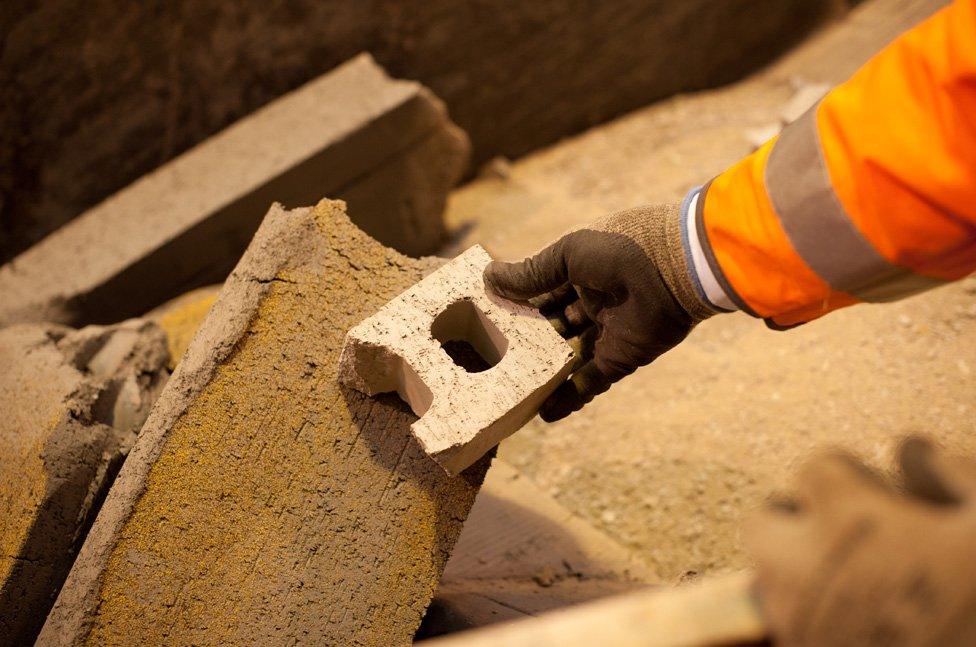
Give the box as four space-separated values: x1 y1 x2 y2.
691 0 976 328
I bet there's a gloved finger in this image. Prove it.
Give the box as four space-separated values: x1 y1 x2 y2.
538 360 613 422
743 508 818 645
743 507 810 574
568 326 598 372
590 324 648 384
563 300 591 329
484 238 570 301
544 312 571 337
935 454 976 499
530 283 578 313
531 285 581 338
899 436 960 505
794 452 890 515
900 435 976 504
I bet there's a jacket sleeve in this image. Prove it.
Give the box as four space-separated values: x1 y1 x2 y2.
693 0 976 328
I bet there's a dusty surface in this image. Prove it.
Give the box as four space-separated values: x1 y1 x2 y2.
0 54 468 328
420 459 656 637
1 0 842 262
446 0 948 260
0 320 168 645
41 201 489 646
444 0 975 583
340 245 574 474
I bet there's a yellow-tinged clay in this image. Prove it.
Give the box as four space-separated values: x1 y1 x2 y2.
155 291 219 370
47 202 485 646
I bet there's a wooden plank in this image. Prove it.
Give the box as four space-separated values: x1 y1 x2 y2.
421 572 765 647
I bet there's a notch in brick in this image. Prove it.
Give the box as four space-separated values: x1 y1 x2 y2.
339 245 574 475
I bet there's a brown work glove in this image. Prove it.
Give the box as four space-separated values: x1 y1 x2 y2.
746 437 976 646
483 202 716 421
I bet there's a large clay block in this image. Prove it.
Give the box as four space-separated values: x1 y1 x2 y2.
339 245 574 475
0 53 469 328
0 320 169 646
40 200 489 646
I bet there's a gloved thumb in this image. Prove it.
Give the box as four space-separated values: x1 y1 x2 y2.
539 361 612 422
900 436 976 505
484 238 570 302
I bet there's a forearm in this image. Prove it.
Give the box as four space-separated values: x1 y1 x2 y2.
691 0 976 328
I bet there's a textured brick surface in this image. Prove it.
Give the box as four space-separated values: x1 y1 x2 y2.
146 285 221 370
40 200 488 646
340 245 573 474
0 54 468 328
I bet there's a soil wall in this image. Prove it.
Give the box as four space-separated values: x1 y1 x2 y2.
1 0 842 261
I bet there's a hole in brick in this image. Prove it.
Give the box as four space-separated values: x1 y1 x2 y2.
390 359 433 417
430 299 508 373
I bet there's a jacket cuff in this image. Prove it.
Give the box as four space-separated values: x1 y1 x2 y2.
679 186 737 314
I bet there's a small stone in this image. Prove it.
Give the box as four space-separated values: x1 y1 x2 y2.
532 565 558 588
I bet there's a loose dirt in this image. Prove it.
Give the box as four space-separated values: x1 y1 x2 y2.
443 0 973 583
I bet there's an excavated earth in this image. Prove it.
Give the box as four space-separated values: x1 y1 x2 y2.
3 1 966 641
444 0 975 583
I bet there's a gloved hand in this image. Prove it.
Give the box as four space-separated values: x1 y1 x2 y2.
483 202 716 421
746 437 976 646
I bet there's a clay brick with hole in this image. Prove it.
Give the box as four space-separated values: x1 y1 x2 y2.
339 245 574 475
0 53 468 328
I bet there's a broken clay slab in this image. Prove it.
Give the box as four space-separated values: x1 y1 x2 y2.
339 245 574 475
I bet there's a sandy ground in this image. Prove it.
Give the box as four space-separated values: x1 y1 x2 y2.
443 0 975 584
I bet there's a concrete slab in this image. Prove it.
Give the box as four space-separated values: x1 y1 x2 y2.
40 200 489 646
3 0 843 264
0 54 468 328
0 320 168 645
340 245 573 474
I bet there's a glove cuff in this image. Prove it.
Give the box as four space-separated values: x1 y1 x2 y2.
598 195 728 324
660 196 721 324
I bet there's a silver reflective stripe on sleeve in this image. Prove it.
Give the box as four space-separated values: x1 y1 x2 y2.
685 190 737 312
764 104 948 302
